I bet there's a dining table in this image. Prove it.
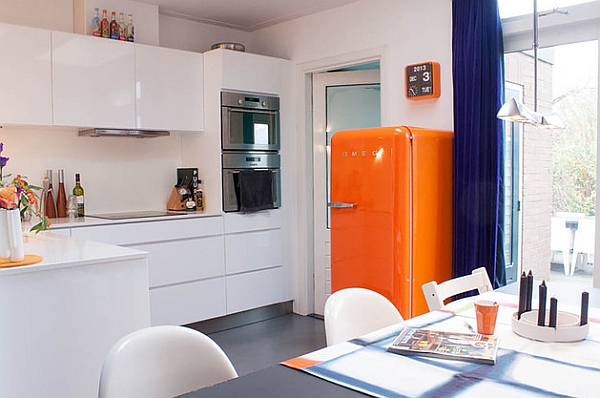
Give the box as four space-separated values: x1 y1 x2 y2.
179 283 600 398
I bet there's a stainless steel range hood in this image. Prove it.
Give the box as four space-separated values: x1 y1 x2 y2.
78 128 170 138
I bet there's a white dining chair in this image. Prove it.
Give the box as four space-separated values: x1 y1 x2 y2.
324 287 403 346
571 217 595 276
422 267 493 311
98 325 238 398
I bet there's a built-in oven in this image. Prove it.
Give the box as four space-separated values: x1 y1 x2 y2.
222 152 281 213
221 91 280 152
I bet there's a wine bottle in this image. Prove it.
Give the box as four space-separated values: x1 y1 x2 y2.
101 10 109 38
44 169 57 219
56 169 67 218
110 11 118 40
73 173 85 217
118 13 126 41
92 8 101 37
126 14 134 42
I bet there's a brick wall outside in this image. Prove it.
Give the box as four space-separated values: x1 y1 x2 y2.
505 52 553 280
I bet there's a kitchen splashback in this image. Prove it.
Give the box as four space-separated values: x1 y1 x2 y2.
0 125 182 215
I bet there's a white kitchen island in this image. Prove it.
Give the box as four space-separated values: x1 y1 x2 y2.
0 232 150 398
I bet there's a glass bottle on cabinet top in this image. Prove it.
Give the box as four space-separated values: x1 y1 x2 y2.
100 10 109 38
110 11 118 40
118 13 126 41
125 14 134 42
92 8 101 37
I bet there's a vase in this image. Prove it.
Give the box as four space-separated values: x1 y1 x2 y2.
0 209 10 259
6 208 24 262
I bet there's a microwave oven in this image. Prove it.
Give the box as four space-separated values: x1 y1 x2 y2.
221 91 280 152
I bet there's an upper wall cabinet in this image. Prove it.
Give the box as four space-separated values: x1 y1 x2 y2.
0 24 52 125
205 49 284 95
52 32 136 129
135 44 204 132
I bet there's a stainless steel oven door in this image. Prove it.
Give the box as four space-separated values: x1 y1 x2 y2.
221 91 280 152
222 152 281 212
221 107 280 151
222 168 281 212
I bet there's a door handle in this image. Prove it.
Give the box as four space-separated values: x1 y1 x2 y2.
328 202 357 209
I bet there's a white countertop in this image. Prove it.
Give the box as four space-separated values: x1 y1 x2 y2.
0 231 148 276
45 211 222 230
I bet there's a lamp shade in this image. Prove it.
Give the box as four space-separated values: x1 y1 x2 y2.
497 98 540 124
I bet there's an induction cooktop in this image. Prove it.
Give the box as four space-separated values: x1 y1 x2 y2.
86 210 187 220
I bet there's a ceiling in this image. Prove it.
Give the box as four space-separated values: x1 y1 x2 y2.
137 0 364 31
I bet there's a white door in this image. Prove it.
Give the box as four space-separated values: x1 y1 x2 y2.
312 69 381 315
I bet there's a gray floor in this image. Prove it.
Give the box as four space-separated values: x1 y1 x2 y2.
206 314 326 376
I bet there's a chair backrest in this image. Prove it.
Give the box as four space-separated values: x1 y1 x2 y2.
422 267 493 311
98 325 238 398
324 287 403 346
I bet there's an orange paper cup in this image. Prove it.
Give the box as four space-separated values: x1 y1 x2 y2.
474 299 499 335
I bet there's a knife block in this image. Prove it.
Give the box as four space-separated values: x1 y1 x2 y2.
166 187 187 211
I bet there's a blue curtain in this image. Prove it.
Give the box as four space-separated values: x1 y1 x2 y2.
452 0 506 287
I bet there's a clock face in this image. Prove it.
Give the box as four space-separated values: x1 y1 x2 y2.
405 62 440 100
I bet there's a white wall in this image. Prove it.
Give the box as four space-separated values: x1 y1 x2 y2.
159 14 250 53
249 0 454 314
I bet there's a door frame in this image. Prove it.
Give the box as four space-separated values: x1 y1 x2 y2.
291 47 389 316
312 69 381 315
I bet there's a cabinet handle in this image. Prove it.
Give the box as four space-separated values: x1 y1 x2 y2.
328 202 357 209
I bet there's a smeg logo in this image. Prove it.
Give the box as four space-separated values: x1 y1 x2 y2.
342 150 379 157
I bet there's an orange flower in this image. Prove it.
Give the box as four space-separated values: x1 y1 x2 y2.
0 185 18 209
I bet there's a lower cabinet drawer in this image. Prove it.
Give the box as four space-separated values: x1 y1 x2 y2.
133 235 225 288
226 267 286 314
149 278 226 326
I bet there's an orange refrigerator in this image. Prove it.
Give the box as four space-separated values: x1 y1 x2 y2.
330 126 453 318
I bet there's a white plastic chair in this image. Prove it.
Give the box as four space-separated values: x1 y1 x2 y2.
422 267 493 311
551 216 574 275
571 217 595 276
324 287 403 346
98 325 238 398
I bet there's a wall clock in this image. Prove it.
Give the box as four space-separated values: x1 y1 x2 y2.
405 61 440 100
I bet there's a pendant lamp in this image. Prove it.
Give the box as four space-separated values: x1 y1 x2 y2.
497 0 566 130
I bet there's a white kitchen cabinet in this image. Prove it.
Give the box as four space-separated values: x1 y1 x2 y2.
225 229 283 274
226 267 286 314
52 31 136 128
70 216 226 326
0 23 52 125
223 209 287 312
135 44 204 131
134 235 224 287
150 278 226 326
206 48 284 95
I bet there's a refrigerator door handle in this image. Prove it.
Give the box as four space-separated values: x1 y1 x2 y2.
328 202 357 209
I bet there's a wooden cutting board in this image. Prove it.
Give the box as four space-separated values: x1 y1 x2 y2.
0 254 43 268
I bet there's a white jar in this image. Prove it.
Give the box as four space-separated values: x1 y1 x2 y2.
6 208 24 262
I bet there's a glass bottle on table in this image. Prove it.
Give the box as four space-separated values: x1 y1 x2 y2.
56 169 67 218
101 10 109 38
72 173 85 217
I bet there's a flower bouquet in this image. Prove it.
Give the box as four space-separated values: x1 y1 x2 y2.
0 143 49 233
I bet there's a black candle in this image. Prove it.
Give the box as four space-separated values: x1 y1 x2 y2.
581 291 589 326
549 297 558 328
526 270 534 312
537 280 547 326
518 271 527 320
